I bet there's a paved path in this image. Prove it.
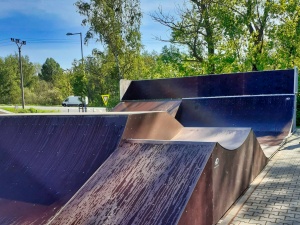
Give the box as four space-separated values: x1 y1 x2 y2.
219 131 300 225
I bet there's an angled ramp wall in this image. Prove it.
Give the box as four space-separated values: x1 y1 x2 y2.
0 115 127 224
122 69 295 100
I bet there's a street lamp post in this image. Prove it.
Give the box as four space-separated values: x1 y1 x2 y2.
11 38 26 109
66 32 87 112
66 32 84 65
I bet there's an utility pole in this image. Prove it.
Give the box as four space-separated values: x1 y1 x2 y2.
11 38 26 109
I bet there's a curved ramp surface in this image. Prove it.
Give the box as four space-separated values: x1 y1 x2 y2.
113 100 182 117
0 112 268 225
0 115 127 225
176 95 295 146
172 127 251 150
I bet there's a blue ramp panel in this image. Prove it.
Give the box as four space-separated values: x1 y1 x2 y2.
0 115 127 225
122 69 294 100
175 95 295 145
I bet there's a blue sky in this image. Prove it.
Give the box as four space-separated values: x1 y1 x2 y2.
0 0 184 69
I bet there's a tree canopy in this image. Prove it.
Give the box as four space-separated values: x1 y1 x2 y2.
1 0 300 108
39 58 63 82
151 0 300 73
75 0 142 79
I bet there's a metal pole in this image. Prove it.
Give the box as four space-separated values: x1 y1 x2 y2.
18 46 25 109
11 38 26 109
79 33 87 112
66 33 87 110
80 32 84 66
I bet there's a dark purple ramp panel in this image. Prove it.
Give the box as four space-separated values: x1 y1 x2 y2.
112 100 182 117
0 115 127 225
48 140 215 225
176 95 295 146
122 69 295 100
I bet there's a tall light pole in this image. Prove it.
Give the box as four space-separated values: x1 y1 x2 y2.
11 38 26 109
66 32 87 111
66 32 84 65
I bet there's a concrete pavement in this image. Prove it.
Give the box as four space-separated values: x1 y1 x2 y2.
219 131 300 225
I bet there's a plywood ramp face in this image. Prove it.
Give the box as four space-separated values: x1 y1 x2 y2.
122 112 183 140
251 132 269 180
113 100 182 117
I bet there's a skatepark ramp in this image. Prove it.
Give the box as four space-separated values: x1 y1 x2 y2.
0 68 297 224
0 111 267 225
0 112 181 224
48 128 266 225
119 68 298 148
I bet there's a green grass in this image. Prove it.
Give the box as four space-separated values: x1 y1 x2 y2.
0 107 59 114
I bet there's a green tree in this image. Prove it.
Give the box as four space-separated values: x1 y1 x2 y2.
151 0 222 74
75 0 142 79
0 54 37 105
71 62 88 98
39 58 63 82
0 56 19 104
53 70 73 101
151 0 286 73
269 0 300 69
221 0 275 71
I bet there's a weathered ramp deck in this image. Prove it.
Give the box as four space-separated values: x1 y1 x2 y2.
48 140 215 224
